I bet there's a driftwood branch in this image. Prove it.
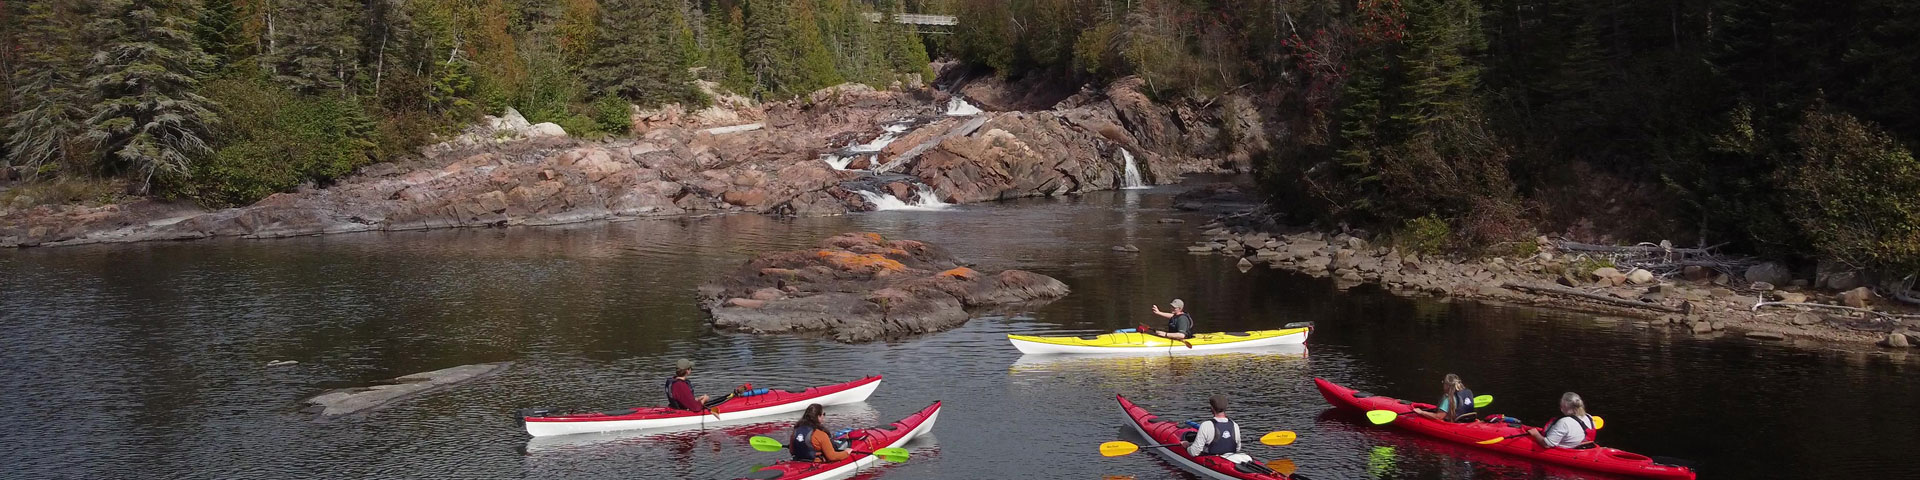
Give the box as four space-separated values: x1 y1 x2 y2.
1752 301 1920 320
1502 282 1684 313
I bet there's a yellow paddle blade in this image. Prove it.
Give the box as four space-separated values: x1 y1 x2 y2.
1593 415 1605 429
1476 435 1513 445
748 436 786 452
1267 459 1297 475
1365 410 1399 425
1259 431 1297 446
1473 395 1493 408
1099 441 1141 457
871 447 911 463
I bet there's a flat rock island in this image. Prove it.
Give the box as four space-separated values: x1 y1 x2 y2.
700 232 1069 342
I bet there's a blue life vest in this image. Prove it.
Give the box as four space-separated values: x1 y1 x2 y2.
664 377 694 410
791 425 819 461
1203 418 1239 456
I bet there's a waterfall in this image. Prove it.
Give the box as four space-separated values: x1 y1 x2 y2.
822 154 855 170
1120 149 1148 189
857 184 951 211
945 96 982 116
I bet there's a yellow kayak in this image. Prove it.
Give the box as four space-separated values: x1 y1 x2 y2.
1007 324 1311 354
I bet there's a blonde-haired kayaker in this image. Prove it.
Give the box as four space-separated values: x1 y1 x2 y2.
1414 374 1478 423
1527 392 1597 449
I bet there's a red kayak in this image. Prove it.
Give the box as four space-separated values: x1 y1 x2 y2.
1117 395 1297 480
1314 378 1696 480
736 401 942 480
522 375 882 437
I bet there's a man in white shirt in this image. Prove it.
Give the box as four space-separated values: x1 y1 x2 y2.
1183 394 1248 461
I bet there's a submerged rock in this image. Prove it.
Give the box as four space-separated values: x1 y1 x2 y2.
700 232 1069 342
306 362 511 417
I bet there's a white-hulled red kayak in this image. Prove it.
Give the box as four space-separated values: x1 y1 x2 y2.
521 375 882 437
735 401 942 480
1315 378 1696 479
1118 395 1295 480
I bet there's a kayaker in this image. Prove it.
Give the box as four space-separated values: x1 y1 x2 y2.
1182 394 1249 461
1144 299 1194 340
1527 392 1597 449
665 359 710 411
790 404 851 462
1413 374 1478 423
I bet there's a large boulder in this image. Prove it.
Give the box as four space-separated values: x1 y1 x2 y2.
1744 262 1792 287
700 233 1070 342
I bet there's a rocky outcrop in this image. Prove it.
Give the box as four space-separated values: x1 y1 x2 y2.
5 73 1253 248
305 362 511 417
699 232 1069 342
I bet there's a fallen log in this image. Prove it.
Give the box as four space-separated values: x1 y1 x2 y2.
1750 301 1920 320
1501 282 1684 313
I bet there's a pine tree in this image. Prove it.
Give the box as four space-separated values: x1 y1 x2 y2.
264 0 361 95
84 0 220 193
789 0 843 93
701 4 752 94
878 0 932 81
583 0 697 107
196 0 247 70
743 0 798 97
6 0 94 179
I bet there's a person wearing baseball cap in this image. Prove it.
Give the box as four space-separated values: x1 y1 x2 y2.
665 359 711 411
1142 298 1195 340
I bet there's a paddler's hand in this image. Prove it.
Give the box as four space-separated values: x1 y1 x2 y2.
696 394 711 403
1152 305 1166 315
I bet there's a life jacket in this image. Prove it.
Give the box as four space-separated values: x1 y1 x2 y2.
1547 414 1598 448
1168 313 1195 336
664 377 694 410
791 424 819 462
1449 388 1477 421
1203 418 1239 456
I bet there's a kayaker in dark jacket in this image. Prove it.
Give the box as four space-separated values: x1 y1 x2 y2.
1145 299 1194 340
665 359 710 411
790 404 851 462
1182 395 1247 461
1413 374 1478 423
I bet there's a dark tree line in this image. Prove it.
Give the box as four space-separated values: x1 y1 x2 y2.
949 0 1920 272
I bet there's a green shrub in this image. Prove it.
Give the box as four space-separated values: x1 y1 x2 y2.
591 95 632 135
1782 108 1920 272
190 76 377 207
1398 214 1451 256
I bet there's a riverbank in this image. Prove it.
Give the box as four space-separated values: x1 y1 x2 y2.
2 72 1249 248
1178 188 1920 352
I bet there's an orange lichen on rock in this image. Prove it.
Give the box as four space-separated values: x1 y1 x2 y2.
819 250 907 274
939 267 978 280
862 232 885 243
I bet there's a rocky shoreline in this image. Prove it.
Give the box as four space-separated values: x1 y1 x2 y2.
2 72 1250 248
1181 202 1920 352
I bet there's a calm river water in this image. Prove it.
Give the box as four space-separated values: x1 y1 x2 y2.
3 187 1917 479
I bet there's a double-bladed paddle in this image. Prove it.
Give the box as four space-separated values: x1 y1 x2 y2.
1098 431 1297 457
1474 415 1607 444
747 435 911 463
1363 395 1494 425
